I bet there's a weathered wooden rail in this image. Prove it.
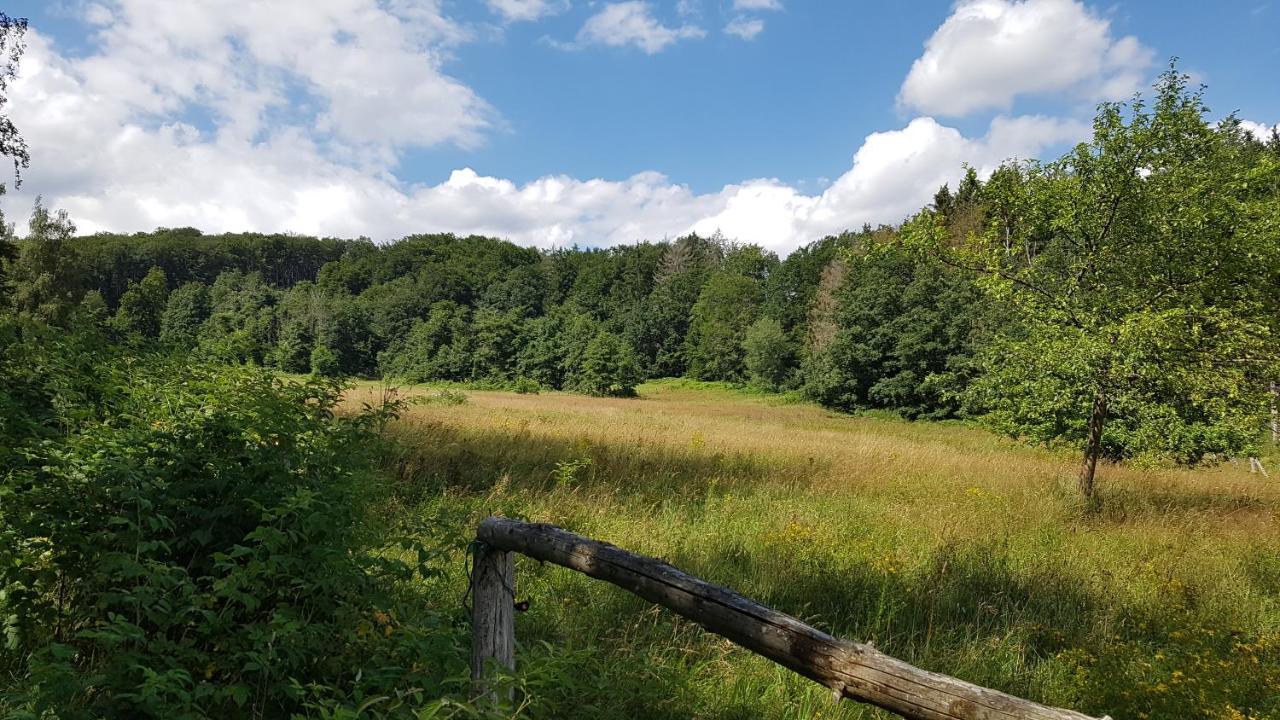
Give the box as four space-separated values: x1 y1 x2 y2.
471 517 1107 720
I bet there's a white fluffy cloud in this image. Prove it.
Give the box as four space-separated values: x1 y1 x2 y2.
570 2 705 54
70 0 493 155
484 0 568 23
687 115 1088 251
1240 119 1279 140
724 17 765 40
724 0 780 40
899 0 1154 117
3 2 1095 256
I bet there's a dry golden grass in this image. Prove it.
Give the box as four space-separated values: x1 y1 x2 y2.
346 379 1280 720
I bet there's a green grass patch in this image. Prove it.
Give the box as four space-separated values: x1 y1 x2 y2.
347 383 1280 720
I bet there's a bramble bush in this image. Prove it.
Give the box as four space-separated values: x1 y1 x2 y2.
0 320 489 719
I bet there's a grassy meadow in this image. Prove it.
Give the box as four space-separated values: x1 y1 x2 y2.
345 380 1280 720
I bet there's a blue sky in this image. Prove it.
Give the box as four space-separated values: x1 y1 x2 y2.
430 1 1279 192
2 0 1277 254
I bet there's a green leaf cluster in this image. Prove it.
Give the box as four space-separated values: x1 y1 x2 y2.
0 326 472 718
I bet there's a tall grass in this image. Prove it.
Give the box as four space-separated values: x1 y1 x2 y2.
348 379 1280 720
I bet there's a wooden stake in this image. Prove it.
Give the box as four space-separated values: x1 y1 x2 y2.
470 539 515 703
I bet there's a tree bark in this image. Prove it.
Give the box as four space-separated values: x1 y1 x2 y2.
1270 381 1277 445
1079 391 1108 503
470 541 516 703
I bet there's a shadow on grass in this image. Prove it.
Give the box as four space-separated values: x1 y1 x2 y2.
380 420 808 505
1093 482 1268 523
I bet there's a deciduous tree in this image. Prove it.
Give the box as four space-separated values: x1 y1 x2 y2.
950 68 1280 502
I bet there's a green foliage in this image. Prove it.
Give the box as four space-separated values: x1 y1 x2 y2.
955 68 1280 466
272 282 323 372
315 300 374 376
413 388 469 406
512 376 541 394
759 232 854 340
570 331 641 397
513 313 567 389
481 263 547 316
5 198 83 324
685 271 762 382
551 456 593 489
0 315 114 450
75 229 351 308
742 317 793 390
0 13 29 199
627 235 722 377
0 210 14 301
310 344 341 377
0 347 470 719
198 271 278 365
804 230 986 419
380 301 472 383
159 282 210 349
468 306 522 381
110 266 168 340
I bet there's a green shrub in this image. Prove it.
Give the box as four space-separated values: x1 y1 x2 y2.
569 331 640 398
159 282 211 349
512 376 541 394
0 352 471 719
109 266 169 340
742 316 793 391
413 388 469 406
311 344 341 377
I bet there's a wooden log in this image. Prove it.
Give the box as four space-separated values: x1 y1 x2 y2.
477 517 1107 720
470 540 516 702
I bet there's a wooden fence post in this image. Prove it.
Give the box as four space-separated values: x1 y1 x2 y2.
470 539 515 702
476 517 1107 720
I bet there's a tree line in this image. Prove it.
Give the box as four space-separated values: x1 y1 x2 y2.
4 69 1279 501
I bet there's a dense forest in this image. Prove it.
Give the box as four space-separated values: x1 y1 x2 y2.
3 42 1280 716
7 70 1280 481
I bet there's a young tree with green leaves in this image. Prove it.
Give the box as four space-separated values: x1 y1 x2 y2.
743 316 794 390
110 266 169 340
310 344 341 377
803 225 985 418
629 235 721 377
946 68 1280 502
684 270 762 382
571 330 641 397
379 300 472 383
198 270 278 365
6 200 83 324
159 281 212 349
0 12 28 197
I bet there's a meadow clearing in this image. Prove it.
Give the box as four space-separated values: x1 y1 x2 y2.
345 380 1280 720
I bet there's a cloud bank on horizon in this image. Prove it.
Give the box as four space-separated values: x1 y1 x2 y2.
0 0 1266 255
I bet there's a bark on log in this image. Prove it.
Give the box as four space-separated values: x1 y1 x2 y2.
477 517 1106 720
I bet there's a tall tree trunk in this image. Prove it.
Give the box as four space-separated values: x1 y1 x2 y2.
1079 391 1108 504
1270 381 1277 445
